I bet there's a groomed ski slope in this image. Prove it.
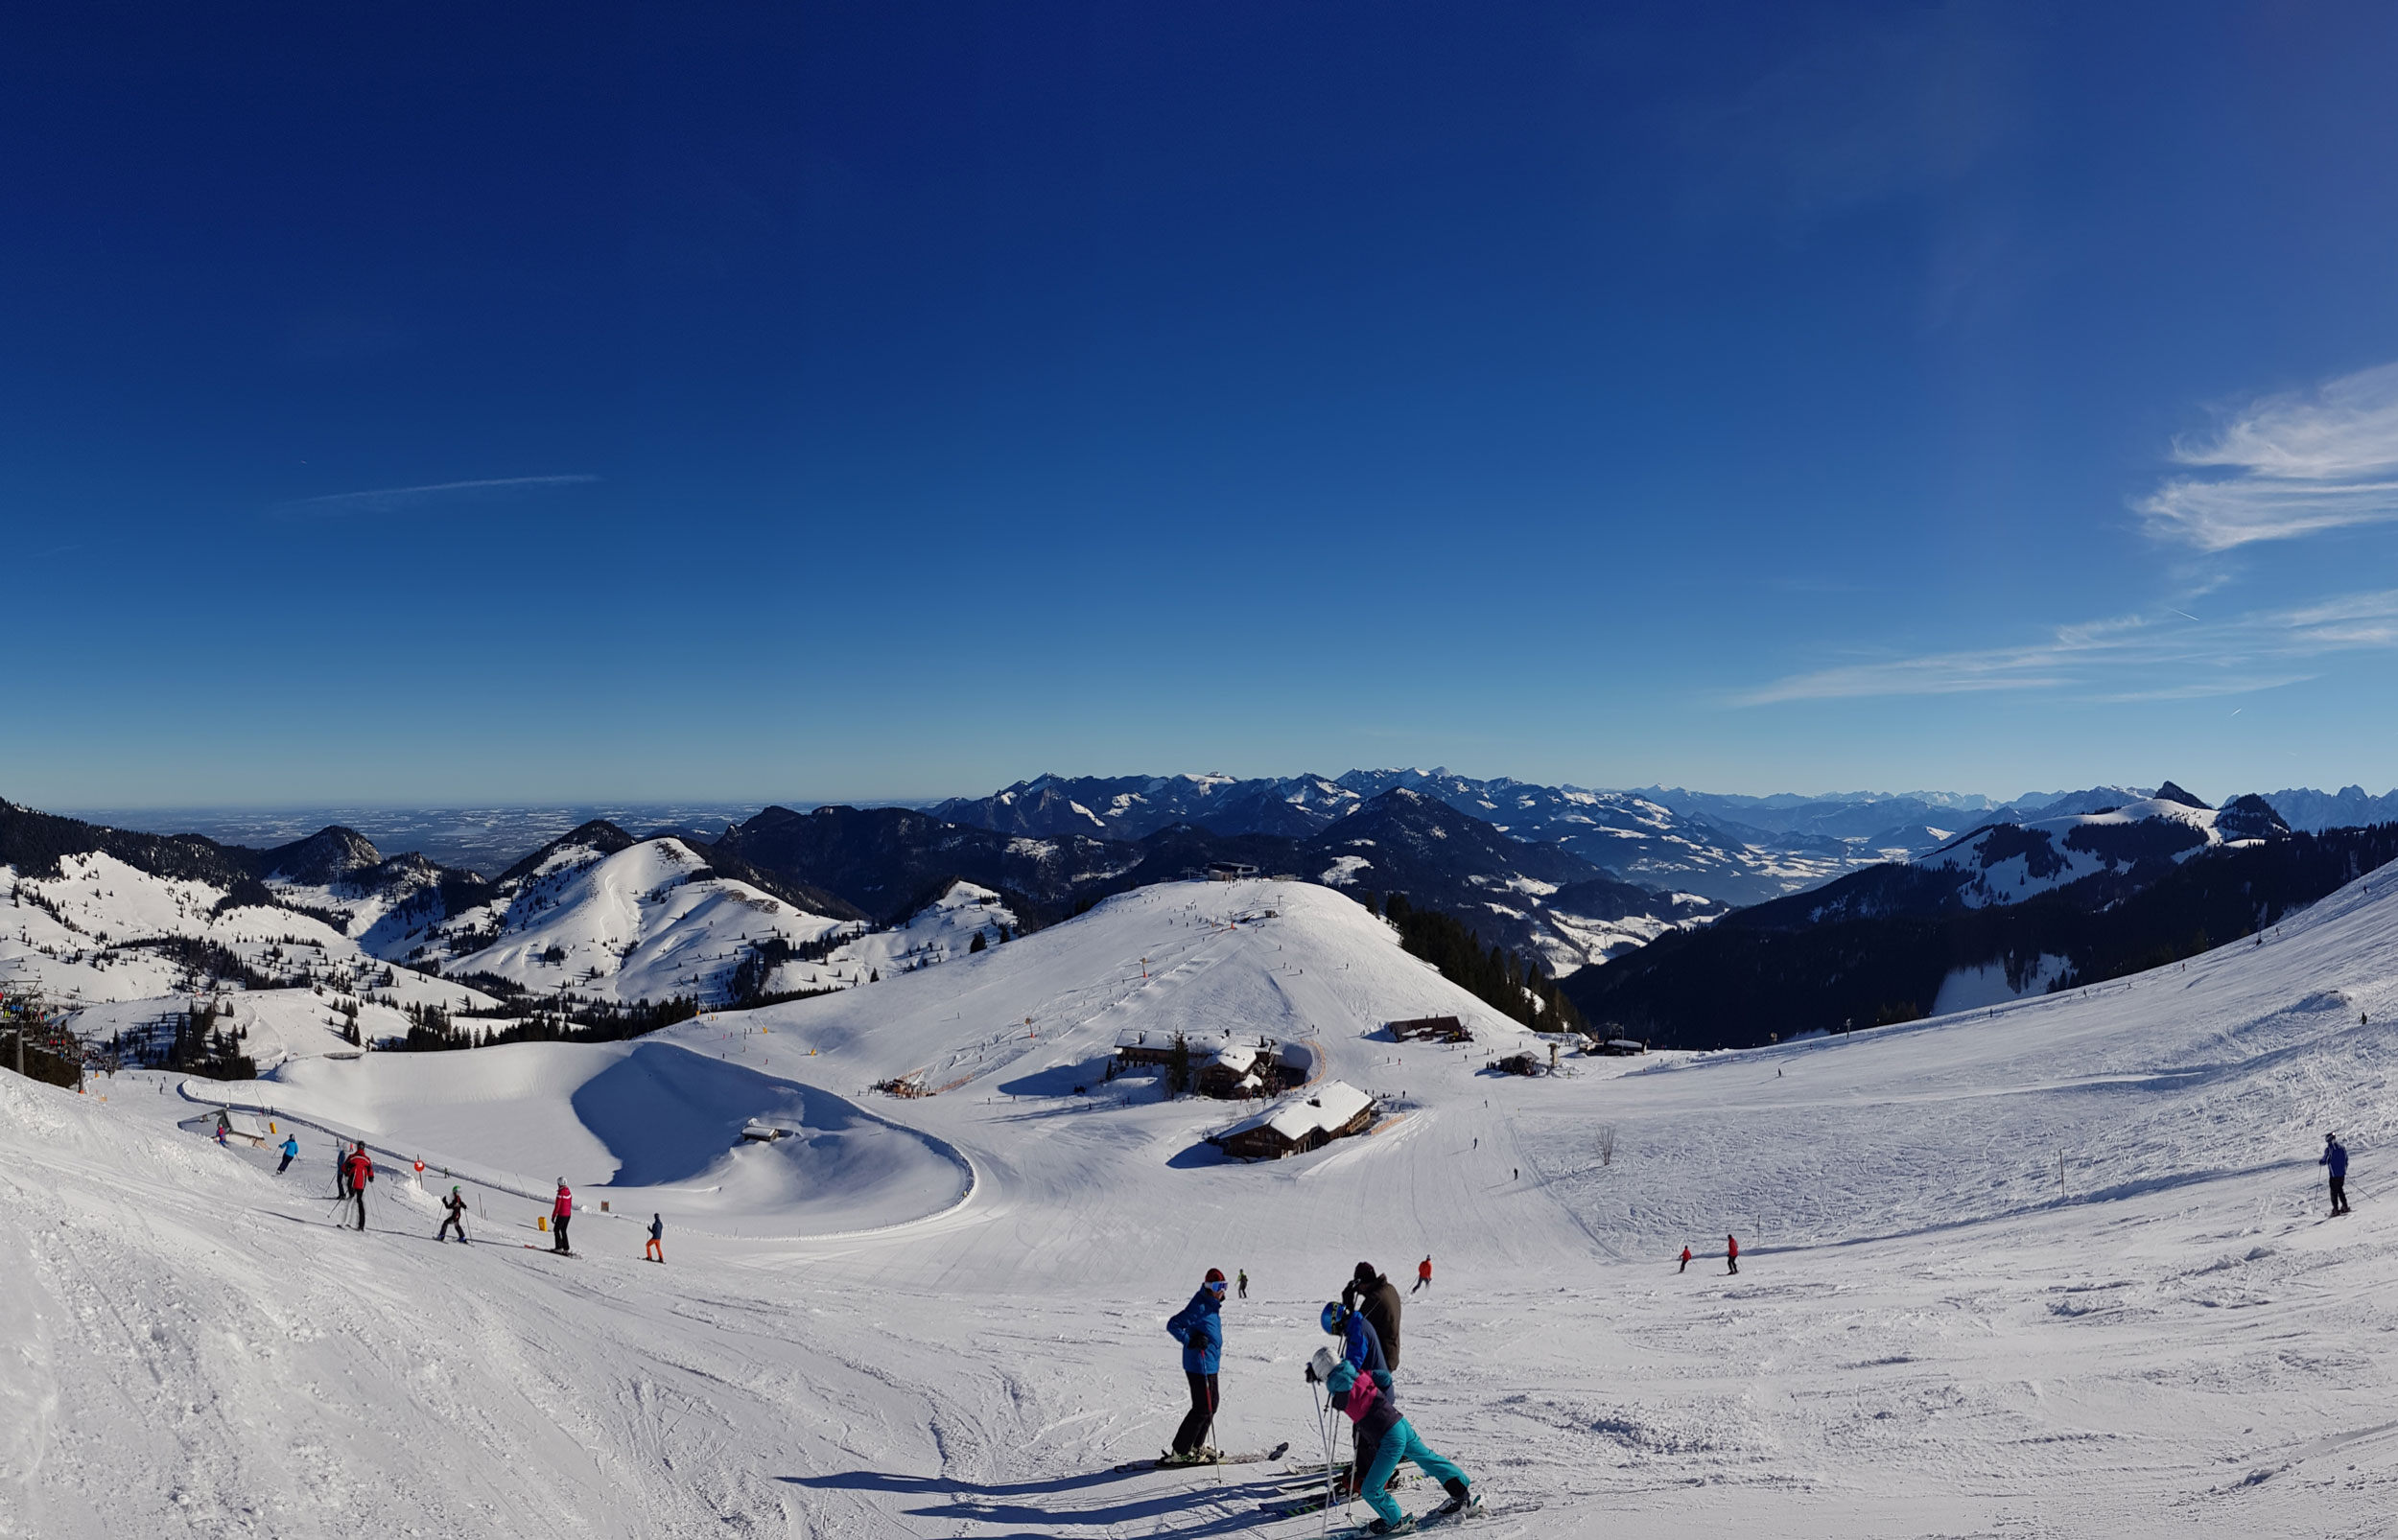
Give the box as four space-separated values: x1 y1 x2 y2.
6 876 2398 1537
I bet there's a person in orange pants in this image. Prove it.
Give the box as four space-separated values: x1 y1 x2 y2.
646 1212 665 1263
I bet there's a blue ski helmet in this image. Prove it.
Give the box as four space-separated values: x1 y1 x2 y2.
1320 1301 1346 1336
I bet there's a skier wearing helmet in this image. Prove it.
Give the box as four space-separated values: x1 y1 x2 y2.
552 1180 574 1253
437 1185 469 1244
1321 1299 1391 1496
1324 1358 1477 1533
1162 1269 1227 1462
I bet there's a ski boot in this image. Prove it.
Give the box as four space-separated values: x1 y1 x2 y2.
1429 1479 1480 1520
1364 1518 1416 1536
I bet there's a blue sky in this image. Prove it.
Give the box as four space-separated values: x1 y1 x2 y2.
7 3 2397 808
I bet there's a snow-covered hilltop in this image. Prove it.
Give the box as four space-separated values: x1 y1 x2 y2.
1908 781 2290 909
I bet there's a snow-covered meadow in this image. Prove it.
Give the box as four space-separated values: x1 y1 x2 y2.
5 875 2397 1537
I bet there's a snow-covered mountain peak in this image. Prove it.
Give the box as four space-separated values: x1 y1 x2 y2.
260 825 384 884
1905 780 2289 910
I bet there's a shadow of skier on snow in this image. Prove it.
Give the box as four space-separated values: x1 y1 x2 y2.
782 1468 1295 1534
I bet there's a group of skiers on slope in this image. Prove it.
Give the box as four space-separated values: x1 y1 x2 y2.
1677 1235 1740 1274
263 1132 671 1259
1164 1259 1476 1534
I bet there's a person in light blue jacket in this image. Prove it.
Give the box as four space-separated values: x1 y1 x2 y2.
1163 1269 1227 1461
276 1133 298 1175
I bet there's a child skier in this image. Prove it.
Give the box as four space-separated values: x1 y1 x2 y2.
1322 1300 1392 1496
1324 1358 1477 1533
647 1213 665 1263
437 1185 469 1243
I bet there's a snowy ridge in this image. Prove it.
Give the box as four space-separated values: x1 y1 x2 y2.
1910 782 2284 909
1 850 499 1015
423 837 849 1004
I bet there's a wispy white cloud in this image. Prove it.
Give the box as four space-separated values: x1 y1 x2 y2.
276 474 600 517
2138 362 2398 550
1737 590 2398 706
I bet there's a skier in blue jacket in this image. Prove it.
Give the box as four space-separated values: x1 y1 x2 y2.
276 1133 298 1175
1325 1359 1476 1533
1322 1299 1389 1378
2322 1132 2350 1216
1164 1268 1227 1461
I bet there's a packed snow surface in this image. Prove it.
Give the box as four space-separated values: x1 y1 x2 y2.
8 876 2398 1538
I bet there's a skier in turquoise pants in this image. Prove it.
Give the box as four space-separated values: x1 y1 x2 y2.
1325 1359 1476 1532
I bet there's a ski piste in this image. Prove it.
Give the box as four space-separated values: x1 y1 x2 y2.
1322 1498 1540 1536
1113 1439 1288 1473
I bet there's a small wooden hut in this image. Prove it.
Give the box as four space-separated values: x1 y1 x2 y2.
1388 1015 1471 1043
1211 1082 1376 1160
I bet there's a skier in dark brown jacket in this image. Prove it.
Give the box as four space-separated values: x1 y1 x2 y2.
1342 1261 1403 1371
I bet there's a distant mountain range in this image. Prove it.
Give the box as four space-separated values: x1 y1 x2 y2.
13 771 2398 1033
1563 782 2398 1049
931 770 1939 905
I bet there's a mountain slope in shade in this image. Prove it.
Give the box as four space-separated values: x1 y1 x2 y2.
1563 815 2389 1050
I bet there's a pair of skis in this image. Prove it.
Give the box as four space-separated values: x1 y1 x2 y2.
1114 1439 1290 1473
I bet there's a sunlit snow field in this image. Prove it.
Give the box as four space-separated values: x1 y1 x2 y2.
6 877 2396 1538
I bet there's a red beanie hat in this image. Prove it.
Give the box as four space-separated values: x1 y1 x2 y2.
1205 1268 1226 1284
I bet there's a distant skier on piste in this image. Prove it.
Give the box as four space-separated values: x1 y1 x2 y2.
1678 1245 1692 1273
2322 1133 2350 1216
647 1213 665 1263
276 1133 298 1175
437 1185 469 1243
1323 1358 1478 1533
1726 1233 1739 1275
343 1143 374 1231
552 1180 574 1253
1236 1268 1248 1299
1413 1255 1431 1294
334 1143 351 1199
1162 1268 1227 1462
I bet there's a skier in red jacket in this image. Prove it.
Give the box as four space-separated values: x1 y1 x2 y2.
1678 1246 1692 1273
1726 1234 1739 1275
343 1144 374 1231
552 1180 574 1253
